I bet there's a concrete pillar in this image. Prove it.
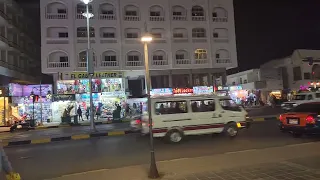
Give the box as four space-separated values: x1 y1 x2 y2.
169 71 173 87
222 72 227 85
189 72 193 87
208 73 213 86
53 73 59 94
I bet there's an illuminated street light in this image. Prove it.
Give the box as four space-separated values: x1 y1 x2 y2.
141 34 159 179
80 0 96 132
80 0 92 5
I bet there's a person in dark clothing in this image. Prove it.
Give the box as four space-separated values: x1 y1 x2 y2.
85 108 90 120
77 106 83 121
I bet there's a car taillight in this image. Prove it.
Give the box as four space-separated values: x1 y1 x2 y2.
279 115 283 121
135 119 141 124
306 115 315 124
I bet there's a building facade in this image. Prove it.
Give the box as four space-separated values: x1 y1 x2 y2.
40 0 238 94
0 0 42 84
261 49 320 91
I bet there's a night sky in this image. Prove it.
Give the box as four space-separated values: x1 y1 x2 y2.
16 0 320 72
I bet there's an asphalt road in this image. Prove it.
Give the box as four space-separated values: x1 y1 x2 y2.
246 106 284 117
5 119 320 180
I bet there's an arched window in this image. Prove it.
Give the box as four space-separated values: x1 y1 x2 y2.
191 6 205 20
47 51 69 68
124 5 140 21
212 7 228 22
46 2 67 19
194 49 207 60
172 5 187 20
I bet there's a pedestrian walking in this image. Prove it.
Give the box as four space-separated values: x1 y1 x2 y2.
0 143 20 179
77 106 83 121
85 108 90 120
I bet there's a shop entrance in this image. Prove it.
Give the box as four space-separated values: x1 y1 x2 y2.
128 79 143 97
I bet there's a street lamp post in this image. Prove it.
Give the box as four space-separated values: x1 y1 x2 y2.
81 0 96 132
141 35 159 179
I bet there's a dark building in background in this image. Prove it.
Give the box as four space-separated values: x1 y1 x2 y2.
0 0 52 85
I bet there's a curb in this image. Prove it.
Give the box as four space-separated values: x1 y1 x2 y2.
2 130 137 147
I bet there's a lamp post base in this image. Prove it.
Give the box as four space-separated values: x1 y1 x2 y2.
148 151 160 179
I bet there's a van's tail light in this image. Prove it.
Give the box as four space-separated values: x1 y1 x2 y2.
306 115 316 124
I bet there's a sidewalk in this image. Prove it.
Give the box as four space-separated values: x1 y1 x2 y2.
0 122 133 147
46 142 320 180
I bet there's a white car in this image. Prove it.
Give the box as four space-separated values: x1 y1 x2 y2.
141 95 248 143
281 92 320 111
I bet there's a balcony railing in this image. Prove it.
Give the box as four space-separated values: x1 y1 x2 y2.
0 10 8 20
78 61 97 68
192 16 205 21
101 61 118 67
149 16 164 21
194 59 208 64
124 16 139 21
48 62 69 68
216 58 231 63
126 61 143 67
152 60 168 66
100 37 117 43
176 59 191 65
46 13 67 19
173 37 188 43
213 17 228 22
99 14 116 20
46 37 69 44
172 15 186 21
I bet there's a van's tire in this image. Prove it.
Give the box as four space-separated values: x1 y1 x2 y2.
165 130 183 143
224 122 238 138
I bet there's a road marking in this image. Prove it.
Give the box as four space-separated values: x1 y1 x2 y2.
159 157 190 162
31 138 51 144
71 134 90 140
224 149 257 154
108 131 125 136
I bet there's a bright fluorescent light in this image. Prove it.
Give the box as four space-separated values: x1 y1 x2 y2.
141 36 153 42
82 12 94 18
81 0 93 5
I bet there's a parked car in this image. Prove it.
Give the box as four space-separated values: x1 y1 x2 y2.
281 92 320 111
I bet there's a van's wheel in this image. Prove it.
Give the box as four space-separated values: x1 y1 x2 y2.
165 130 183 143
225 122 238 138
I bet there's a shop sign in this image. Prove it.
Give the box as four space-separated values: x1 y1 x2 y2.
173 88 193 94
193 86 213 95
229 86 242 91
150 88 173 96
217 86 229 91
52 94 76 102
62 72 123 80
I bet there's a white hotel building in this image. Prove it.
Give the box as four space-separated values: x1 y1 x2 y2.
40 0 237 94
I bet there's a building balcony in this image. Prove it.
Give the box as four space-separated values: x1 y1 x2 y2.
100 37 117 43
126 60 143 67
213 17 228 22
47 62 69 68
192 16 205 21
194 59 208 64
77 37 95 43
101 61 119 67
46 37 69 44
216 58 231 63
172 37 188 43
213 37 229 43
0 10 9 21
78 61 97 68
149 16 164 21
76 13 94 19
192 37 207 43
172 15 187 21
124 16 140 21
99 14 116 20
46 13 67 19
125 38 140 44
176 59 191 65
152 60 168 66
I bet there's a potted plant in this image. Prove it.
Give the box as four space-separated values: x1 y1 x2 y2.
61 104 74 124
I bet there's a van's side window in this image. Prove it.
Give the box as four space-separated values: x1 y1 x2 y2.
219 99 241 112
190 99 215 112
316 93 320 98
155 101 188 115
